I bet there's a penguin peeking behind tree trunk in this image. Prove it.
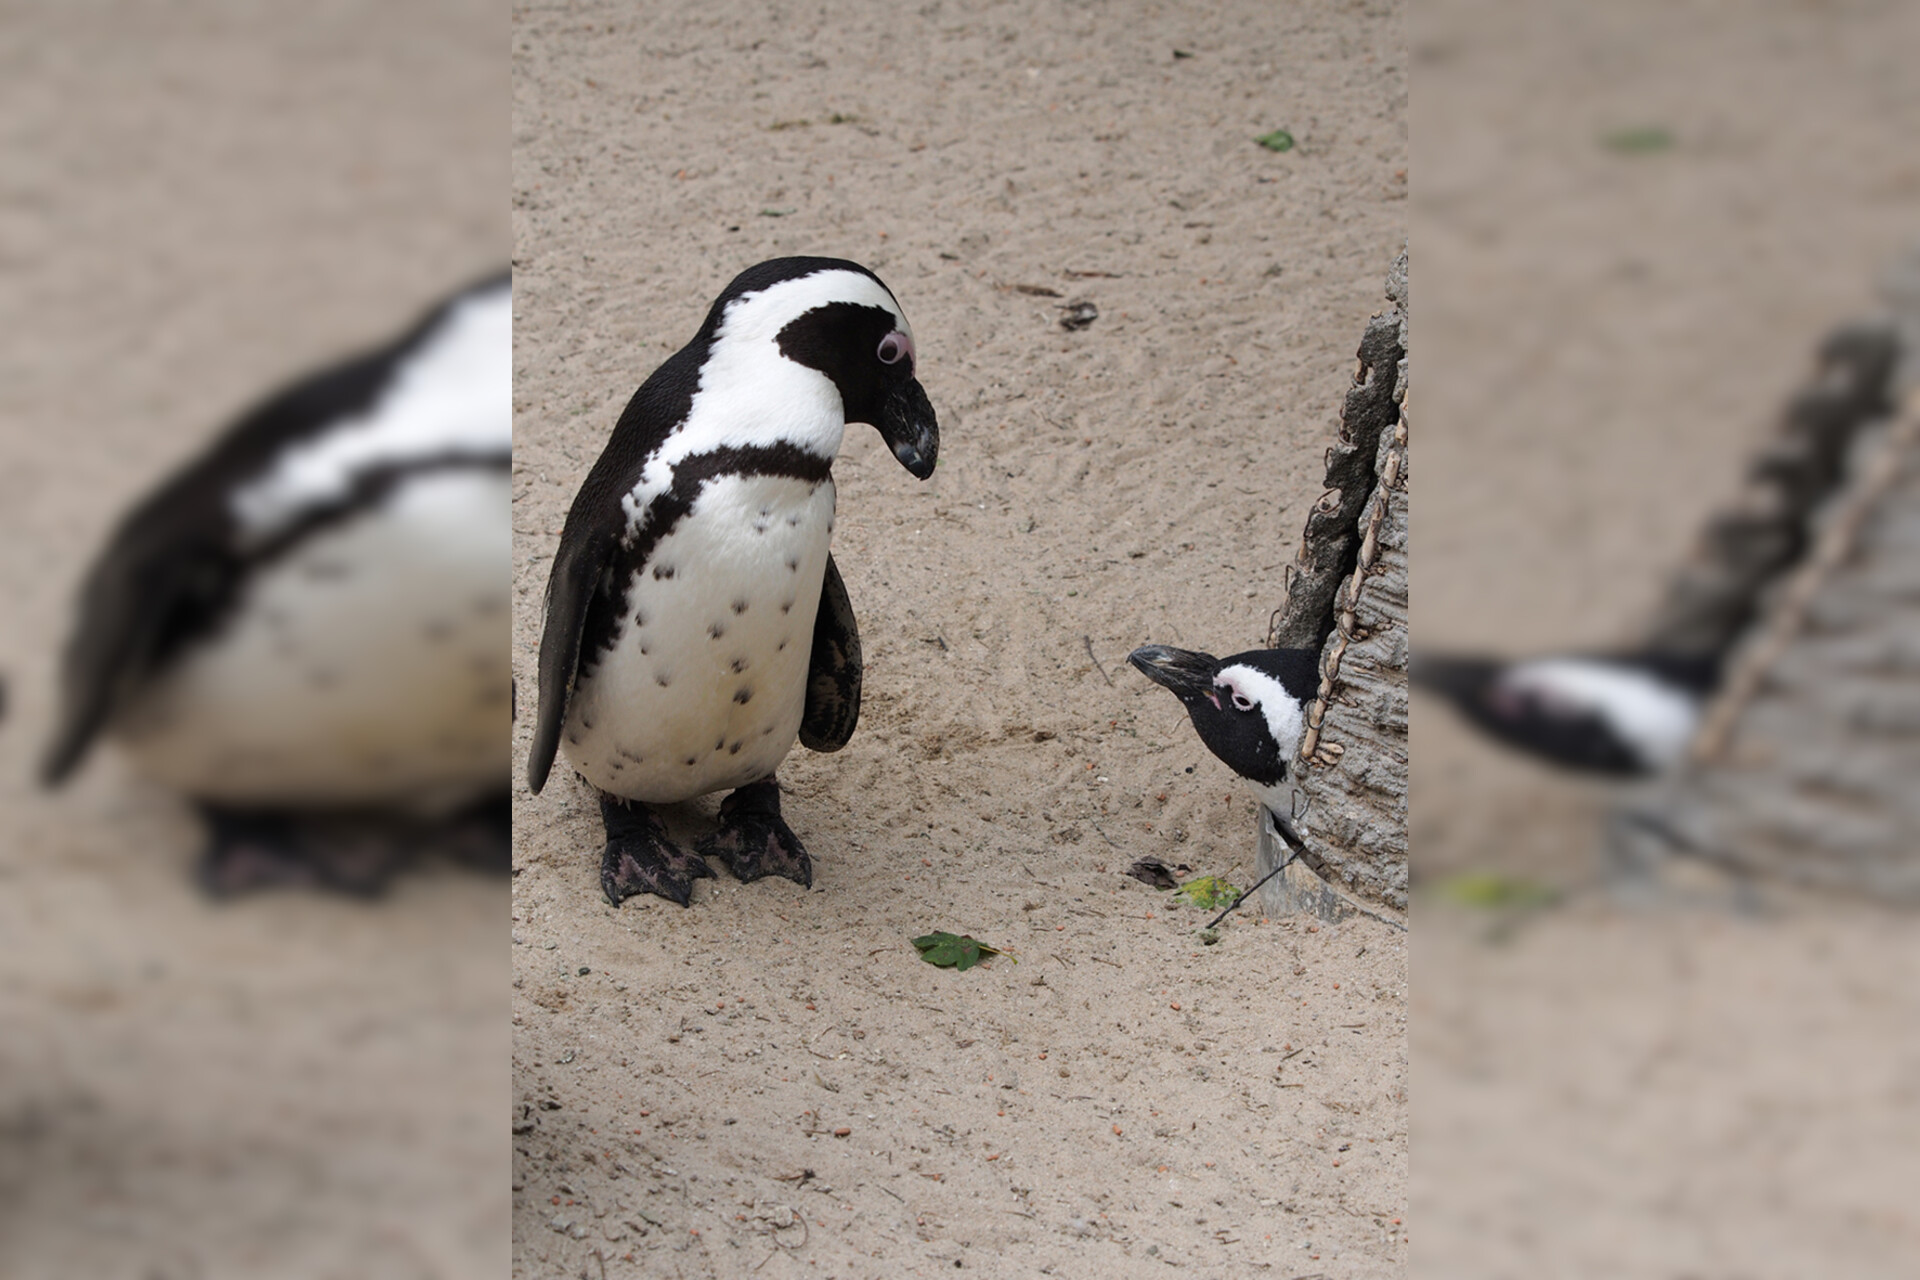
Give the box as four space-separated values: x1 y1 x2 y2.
1412 650 1717 777
1128 644 1321 848
528 257 939 907
42 273 514 895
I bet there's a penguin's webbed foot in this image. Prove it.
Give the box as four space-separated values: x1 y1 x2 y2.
198 808 414 898
600 796 713 907
424 793 512 873
696 779 813 888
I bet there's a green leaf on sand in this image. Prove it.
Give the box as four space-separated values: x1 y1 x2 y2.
1435 871 1560 910
1256 129 1295 153
911 931 1009 971
1602 125 1674 154
1174 875 1241 911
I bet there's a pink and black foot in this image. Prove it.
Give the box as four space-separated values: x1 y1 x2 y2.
198 806 417 897
694 778 813 888
599 795 714 907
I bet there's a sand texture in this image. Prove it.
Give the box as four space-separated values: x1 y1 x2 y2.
0 4 509 1276
511 1 1408 1275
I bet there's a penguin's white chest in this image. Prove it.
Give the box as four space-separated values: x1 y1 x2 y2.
562 473 834 802
115 467 512 811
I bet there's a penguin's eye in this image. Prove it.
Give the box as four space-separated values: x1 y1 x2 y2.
1230 692 1255 713
877 332 911 366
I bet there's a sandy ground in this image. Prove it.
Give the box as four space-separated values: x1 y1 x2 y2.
0 5 509 1277
510 1 1407 1276
1414 0 1920 1274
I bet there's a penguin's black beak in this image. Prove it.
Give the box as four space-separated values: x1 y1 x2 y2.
876 377 939 479
1127 645 1221 704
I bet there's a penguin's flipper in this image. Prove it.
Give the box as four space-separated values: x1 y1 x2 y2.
529 527 614 794
798 553 862 753
42 524 232 787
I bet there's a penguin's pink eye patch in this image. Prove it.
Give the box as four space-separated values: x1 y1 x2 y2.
877 331 913 367
1214 675 1255 712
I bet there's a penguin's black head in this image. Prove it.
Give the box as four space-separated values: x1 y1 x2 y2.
1127 645 1319 788
776 298 937 479
1411 650 1707 776
708 257 938 479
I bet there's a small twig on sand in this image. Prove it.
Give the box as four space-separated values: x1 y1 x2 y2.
1204 860 1289 930
1083 635 1113 686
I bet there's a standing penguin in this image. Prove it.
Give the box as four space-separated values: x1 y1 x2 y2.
1128 644 1320 843
43 272 514 892
528 257 939 907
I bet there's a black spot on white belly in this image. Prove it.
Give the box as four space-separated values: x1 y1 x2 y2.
734 688 753 704
657 674 672 687
730 657 749 673
709 622 726 639
728 741 742 754
786 558 799 572
653 565 674 580
732 599 748 614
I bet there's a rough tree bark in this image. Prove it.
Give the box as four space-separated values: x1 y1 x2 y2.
1258 248 1409 922
1612 249 1920 899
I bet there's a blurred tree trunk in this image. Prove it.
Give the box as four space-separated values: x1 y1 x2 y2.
1613 251 1920 898
1259 249 1408 921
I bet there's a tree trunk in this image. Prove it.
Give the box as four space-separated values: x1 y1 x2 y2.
1259 249 1409 921
1612 248 1920 898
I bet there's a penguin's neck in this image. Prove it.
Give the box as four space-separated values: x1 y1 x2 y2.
683 342 847 462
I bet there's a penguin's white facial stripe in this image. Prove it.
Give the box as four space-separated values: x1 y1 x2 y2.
1502 659 1700 768
618 272 902 540
718 270 908 349
231 283 511 543
1214 664 1305 760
